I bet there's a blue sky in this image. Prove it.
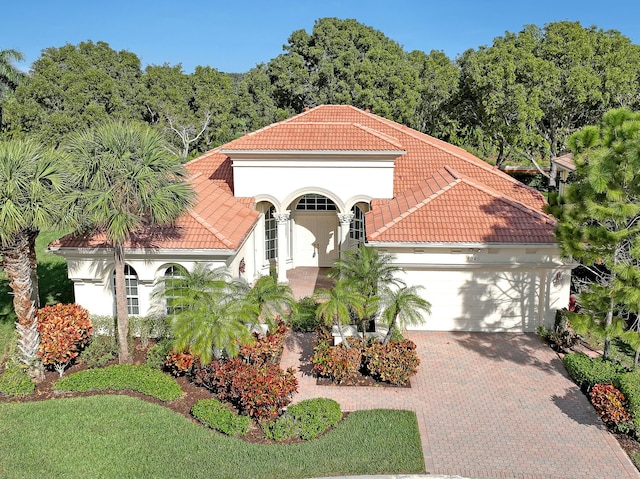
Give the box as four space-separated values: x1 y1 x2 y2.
3 0 640 74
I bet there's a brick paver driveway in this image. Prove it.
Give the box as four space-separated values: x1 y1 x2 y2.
281 331 639 479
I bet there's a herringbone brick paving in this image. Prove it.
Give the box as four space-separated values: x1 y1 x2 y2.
282 331 639 479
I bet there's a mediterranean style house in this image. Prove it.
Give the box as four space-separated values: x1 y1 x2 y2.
51 105 572 332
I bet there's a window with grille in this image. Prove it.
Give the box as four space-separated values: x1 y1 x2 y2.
164 264 187 315
350 205 365 243
113 265 139 315
265 206 277 261
295 194 337 211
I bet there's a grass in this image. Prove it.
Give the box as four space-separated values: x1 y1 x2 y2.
582 331 639 370
0 229 73 360
0 395 425 479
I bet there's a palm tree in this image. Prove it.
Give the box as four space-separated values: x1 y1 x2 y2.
381 285 431 346
158 264 255 364
245 275 295 327
328 246 404 334
0 138 67 378
314 281 365 349
65 120 195 364
0 49 25 94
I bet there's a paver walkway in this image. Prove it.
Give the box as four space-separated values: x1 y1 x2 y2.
282 331 639 479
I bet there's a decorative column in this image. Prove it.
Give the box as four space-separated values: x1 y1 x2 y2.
337 212 354 259
273 211 290 284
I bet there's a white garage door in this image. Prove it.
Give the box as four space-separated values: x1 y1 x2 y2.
402 268 542 332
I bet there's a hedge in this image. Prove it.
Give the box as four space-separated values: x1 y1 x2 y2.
191 399 250 436
562 353 626 392
264 398 342 441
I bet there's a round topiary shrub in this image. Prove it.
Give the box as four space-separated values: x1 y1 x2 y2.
264 397 342 441
191 398 250 436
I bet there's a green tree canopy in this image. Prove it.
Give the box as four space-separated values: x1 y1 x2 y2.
551 108 640 357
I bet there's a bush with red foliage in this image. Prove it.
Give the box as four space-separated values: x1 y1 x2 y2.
164 350 196 376
238 319 288 367
193 358 298 423
362 339 419 386
37 303 93 373
590 383 632 428
310 331 362 384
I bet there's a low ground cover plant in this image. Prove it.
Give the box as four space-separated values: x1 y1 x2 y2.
191 398 250 436
37 303 93 376
0 358 35 396
562 352 627 392
54 364 182 401
264 397 342 441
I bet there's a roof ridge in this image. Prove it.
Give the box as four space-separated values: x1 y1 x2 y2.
456 174 556 226
187 209 234 248
353 123 404 150
369 170 460 240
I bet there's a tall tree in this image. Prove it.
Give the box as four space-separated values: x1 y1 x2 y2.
3 41 143 146
0 49 26 132
64 120 195 363
551 108 640 358
0 138 67 378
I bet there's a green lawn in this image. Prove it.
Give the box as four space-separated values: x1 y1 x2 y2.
0 229 73 359
0 395 425 479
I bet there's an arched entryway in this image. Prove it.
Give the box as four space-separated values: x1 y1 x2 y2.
293 194 339 267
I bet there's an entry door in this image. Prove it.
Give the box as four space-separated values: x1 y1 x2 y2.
294 212 338 267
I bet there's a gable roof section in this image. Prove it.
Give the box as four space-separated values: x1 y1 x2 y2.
221 122 404 152
366 167 556 244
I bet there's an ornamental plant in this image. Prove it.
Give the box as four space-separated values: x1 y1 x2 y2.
238 319 288 367
590 383 632 431
164 349 196 376
363 339 420 386
193 358 298 423
37 303 93 376
310 332 362 384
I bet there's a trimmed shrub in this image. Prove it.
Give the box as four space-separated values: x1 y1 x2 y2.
290 297 319 332
0 359 35 396
80 335 117 369
38 303 93 376
89 315 116 336
264 398 342 441
310 332 361 384
617 372 640 431
146 339 172 369
238 319 288 367
191 398 250 436
562 353 627 392
590 383 632 432
363 339 420 386
193 359 298 423
54 365 182 401
129 315 171 344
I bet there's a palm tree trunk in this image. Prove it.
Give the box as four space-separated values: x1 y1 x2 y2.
382 311 399 346
113 243 131 364
26 227 40 308
1 231 44 380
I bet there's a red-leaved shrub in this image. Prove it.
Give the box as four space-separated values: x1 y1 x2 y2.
238 319 288 367
590 383 632 425
363 339 420 386
193 359 298 423
37 303 93 374
164 350 196 376
310 331 362 384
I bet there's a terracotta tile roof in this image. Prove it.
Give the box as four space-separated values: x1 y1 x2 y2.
57 105 555 252
222 122 404 151
555 153 575 171
366 167 556 244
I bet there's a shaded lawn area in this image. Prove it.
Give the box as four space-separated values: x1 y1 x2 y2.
0 395 425 479
0 229 74 359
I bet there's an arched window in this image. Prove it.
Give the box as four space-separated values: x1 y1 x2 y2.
350 205 365 244
113 265 139 315
265 205 277 261
296 194 337 211
164 264 187 315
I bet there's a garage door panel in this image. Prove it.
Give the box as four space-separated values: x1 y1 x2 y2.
402 269 540 332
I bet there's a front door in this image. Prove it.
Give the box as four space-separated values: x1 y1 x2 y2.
294 212 338 267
